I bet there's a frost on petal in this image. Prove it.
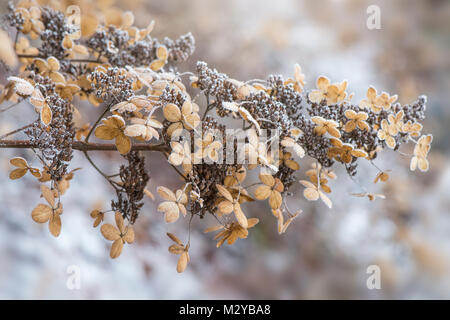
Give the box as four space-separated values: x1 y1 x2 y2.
157 186 176 201
10 157 28 168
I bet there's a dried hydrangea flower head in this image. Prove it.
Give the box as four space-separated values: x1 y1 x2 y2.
0 3 433 272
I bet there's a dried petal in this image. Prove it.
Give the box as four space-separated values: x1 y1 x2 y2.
177 252 188 273
216 184 233 202
9 168 27 180
167 232 183 245
49 214 61 237
31 204 52 223
10 157 28 168
163 103 181 122
101 224 121 241
254 185 271 200
234 203 248 229
41 185 55 207
269 191 282 209
157 186 176 201
110 239 124 259
40 104 52 126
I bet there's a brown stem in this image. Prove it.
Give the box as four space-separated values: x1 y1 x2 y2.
0 101 22 113
0 140 170 152
17 54 100 64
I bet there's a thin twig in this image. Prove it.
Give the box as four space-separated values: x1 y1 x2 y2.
201 95 212 121
160 150 188 180
16 54 100 64
83 151 120 191
0 101 22 113
14 30 19 52
84 101 115 143
0 123 33 140
67 59 101 63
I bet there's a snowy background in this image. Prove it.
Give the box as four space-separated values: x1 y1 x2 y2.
0 0 449 299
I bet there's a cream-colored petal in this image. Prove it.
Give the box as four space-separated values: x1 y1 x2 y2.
304 188 319 201
157 186 177 201
124 124 146 137
163 103 181 122
319 191 332 208
410 156 418 171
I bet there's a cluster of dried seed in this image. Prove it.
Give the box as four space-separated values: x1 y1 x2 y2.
87 25 194 69
39 7 78 61
25 74 74 182
111 151 149 224
90 66 133 102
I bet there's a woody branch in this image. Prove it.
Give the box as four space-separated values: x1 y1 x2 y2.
0 139 170 152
